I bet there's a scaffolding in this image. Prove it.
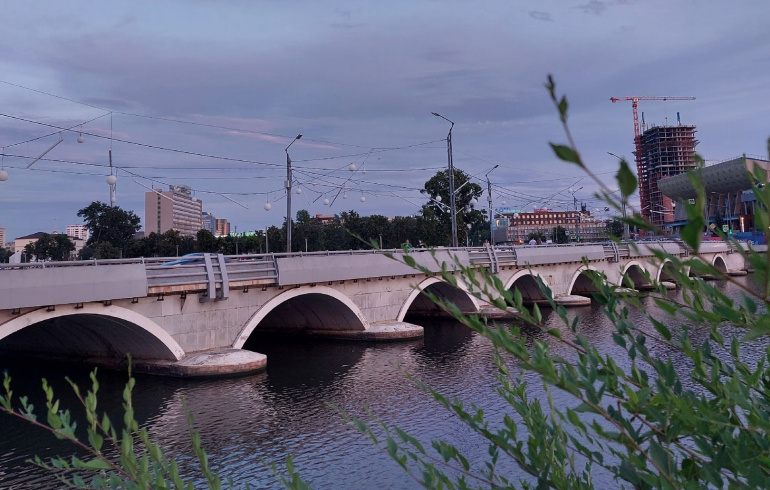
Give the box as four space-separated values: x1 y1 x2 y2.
639 125 698 228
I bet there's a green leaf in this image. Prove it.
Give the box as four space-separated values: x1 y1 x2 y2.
743 314 770 341
616 159 637 197
74 457 112 470
549 143 583 166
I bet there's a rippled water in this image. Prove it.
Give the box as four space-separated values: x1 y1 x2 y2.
0 276 765 488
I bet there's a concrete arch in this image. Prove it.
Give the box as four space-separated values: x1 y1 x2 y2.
567 265 602 295
0 304 183 361
621 261 651 289
235 286 369 348
712 254 728 274
396 277 480 322
504 270 551 302
657 259 689 284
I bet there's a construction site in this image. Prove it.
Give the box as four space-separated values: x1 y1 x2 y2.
610 96 697 232
639 124 699 228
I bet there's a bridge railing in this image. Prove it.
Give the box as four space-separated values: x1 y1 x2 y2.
144 254 280 294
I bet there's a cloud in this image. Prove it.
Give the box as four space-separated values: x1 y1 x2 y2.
529 11 553 22
575 1 607 15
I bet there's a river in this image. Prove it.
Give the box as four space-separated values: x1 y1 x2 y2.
0 276 764 488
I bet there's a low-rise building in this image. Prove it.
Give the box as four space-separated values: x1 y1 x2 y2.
657 155 770 237
493 208 607 244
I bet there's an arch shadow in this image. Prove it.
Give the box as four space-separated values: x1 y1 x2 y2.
397 277 480 321
235 286 368 349
567 266 603 296
621 261 651 289
0 304 183 361
504 270 551 304
712 255 728 274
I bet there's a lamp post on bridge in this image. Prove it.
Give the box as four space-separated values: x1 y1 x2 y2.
569 186 583 242
285 134 302 254
607 152 629 240
432 112 458 248
486 165 498 245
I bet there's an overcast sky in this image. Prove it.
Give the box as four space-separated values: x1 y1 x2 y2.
1 1 768 241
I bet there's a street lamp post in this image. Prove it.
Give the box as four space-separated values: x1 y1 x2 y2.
432 112 458 247
486 165 498 245
607 152 629 240
569 186 583 242
285 134 302 254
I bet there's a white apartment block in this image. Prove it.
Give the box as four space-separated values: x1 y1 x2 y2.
145 185 203 237
66 224 90 241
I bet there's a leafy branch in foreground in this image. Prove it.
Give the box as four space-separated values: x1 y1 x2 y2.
0 362 230 488
353 77 770 488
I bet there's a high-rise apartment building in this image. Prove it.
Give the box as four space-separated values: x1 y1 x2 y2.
65 224 90 241
201 212 217 234
638 125 698 228
0 227 5 248
144 185 203 237
215 218 230 236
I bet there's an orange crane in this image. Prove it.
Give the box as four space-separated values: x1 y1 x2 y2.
610 95 695 215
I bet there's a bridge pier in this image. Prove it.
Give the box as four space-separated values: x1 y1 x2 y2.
123 349 267 378
302 322 424 341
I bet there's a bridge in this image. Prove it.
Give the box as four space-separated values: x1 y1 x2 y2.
0 241 748 377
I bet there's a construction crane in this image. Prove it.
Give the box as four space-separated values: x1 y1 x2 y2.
610 96 695 217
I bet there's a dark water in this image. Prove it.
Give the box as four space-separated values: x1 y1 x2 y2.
0 276 765 489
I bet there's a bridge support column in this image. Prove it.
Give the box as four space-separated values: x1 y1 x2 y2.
128 349 267 378
554 295 592 307
304 322 424 341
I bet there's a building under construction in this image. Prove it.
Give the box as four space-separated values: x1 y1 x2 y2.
638 124 698 228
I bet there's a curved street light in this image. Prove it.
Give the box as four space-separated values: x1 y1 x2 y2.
285 134 302 253
432 112 458 247
486 165 499 245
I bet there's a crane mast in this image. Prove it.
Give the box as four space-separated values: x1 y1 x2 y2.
610 96 695 221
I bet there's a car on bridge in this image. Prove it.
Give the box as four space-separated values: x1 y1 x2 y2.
162 253 231 266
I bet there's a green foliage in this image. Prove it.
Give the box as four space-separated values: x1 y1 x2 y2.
0 246 12 263
23 233 76 261
605 219 624 239
1 363 223 488
551 225 569 244
345 76 770 488
526 231 546 243
0 362 310 489
422 168 487 246
77 202 141 250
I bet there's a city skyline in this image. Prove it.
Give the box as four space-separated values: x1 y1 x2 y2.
2 1 769 241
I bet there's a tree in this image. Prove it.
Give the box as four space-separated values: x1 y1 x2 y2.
196 229 219 253
526 231 546 243
24 233 75 261
0 246 12 263
605 219 624 239
551 225 569 243
422 169 485 246
77 202 141 251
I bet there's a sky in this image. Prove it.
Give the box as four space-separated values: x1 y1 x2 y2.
1 1 769 241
